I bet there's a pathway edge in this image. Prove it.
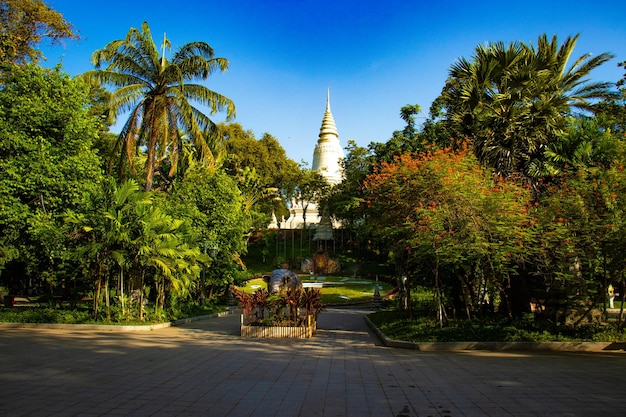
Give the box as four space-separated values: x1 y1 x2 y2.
363 314 626 352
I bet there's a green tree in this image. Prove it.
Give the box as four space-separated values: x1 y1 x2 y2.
221 122 300 224
532 161 626 323
132 201 201 319
66 179 206 321
369 104 426 164
65 179 146 320
591 61 626 137
293 168 330 231
545 116 621 174
364 145 534 321
84 22 236 191
443 34 615 183
222 123 270 180
165 162 249 298
0 64 103 295
0 0 77 65
325 140 373 239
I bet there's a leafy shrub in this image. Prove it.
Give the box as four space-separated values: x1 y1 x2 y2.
0 307 92 324
368 310 626 342
232 286 322 326
0 300 227 325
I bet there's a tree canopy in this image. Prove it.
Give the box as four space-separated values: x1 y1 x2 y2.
221 122 301 226
0 64 103 290
0 0 77 65
84 22 235 191
441 34 616 182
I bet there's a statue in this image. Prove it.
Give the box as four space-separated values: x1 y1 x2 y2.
314 250 329 275
267 263 302 294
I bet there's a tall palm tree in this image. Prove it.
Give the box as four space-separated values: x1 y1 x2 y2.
444 34 615 181
84 22 236 191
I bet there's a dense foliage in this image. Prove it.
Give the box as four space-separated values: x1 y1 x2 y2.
364 144 533 321
0 0 77 65
0 59 256 322
1 1 626 336
0 6 303 322
220 122 301 228
441 34 616 183
0 64 104 290
329 34 626 330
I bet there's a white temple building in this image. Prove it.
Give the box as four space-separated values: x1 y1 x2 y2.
312 90 344 186
269 90 344 231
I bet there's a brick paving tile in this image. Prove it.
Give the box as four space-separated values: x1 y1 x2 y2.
2 307 626 416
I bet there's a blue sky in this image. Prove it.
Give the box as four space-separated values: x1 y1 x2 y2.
44 0 626 165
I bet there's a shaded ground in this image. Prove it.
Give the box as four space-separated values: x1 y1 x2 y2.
1 307 626 416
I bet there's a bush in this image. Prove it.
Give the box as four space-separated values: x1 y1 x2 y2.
0 307 92 324
232 286 322 326
368 309 626 342
0 300 228 325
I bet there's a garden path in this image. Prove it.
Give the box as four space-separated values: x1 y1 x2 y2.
1 307 625 416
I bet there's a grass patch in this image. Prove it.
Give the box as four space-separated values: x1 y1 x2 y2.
0 303 227 325
240 278 267 293
0 307 94 324
317 277 392 304
368 310 626 343
237 276 394 305
369 286 626 343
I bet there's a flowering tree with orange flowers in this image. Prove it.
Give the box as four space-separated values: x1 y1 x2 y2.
363 143 535 322
532 162 626 324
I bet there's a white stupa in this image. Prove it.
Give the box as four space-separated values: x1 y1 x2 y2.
272 90 344 230
312 89 344 185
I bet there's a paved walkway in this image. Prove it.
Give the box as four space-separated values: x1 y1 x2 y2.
1 307 626 417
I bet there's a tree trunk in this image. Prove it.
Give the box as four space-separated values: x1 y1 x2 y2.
434 258 445 328
405 282 412 320
105 275 110 321
619 272 625 329
139 272 145 321
120 268 125 316
144 100 159 191
159 276 166 312
145 140 156 191
93 276 101 320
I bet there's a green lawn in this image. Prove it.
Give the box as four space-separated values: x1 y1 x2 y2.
238 276 394 305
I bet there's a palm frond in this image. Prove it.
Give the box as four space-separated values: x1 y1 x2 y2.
172 41 215 63
89 21 235 189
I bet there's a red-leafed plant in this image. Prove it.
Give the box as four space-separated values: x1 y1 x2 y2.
301 288 323 319
233 285 322 327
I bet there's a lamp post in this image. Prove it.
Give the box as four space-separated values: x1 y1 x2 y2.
209 243 219 258
372 275 382 309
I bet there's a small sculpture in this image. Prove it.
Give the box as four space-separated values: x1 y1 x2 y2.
313 250 328 275
267 263 302 294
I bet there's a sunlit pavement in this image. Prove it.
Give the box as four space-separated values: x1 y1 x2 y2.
1 307 626 417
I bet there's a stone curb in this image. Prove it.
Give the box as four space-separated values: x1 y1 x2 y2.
0 310 232 332
363 315 626 352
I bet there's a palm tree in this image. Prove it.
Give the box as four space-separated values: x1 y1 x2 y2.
65 179 151 320
66 179 206 320
445 34 615 182
131 202 202 318
84 22 236 191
